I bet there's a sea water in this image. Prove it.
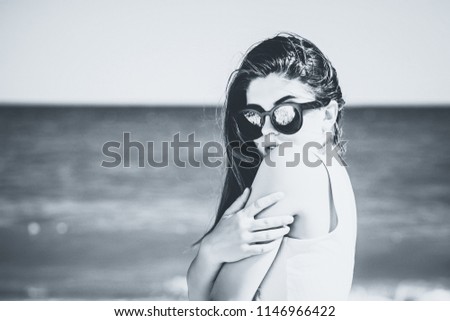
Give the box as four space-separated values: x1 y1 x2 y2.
0 106 449 300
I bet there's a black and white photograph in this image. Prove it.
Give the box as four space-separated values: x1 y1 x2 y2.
0 0 449 302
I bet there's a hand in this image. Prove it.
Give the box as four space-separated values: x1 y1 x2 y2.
201 188 294 264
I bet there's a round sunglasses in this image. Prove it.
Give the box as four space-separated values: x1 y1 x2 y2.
234 98 331 140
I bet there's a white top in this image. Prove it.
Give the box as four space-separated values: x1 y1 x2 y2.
254 150 357 300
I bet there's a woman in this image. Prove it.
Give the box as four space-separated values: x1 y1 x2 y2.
187 33 357 300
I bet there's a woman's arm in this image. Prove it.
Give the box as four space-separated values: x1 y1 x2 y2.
209 192 295 300
210 238 282 300
187 241 223 300
186 189 293 300
210 151 330 300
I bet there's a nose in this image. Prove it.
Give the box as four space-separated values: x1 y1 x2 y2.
261 115 278 136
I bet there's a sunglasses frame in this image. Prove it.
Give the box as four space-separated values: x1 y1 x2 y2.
234 98 331 139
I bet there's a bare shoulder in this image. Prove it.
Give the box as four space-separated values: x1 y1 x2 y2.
249 148 330 222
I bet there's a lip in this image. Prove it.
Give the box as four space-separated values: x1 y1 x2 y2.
263 139 279 155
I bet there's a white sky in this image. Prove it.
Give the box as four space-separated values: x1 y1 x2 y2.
0 0 449 106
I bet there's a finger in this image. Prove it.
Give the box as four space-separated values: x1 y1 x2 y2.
242 192 284 218
243 239 281 255
250 215 294 231
223 187 251 216
249 226 290 243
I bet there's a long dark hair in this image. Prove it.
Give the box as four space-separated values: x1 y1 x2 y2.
196 32 345 244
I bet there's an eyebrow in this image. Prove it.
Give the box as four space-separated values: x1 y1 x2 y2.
246 95 296 109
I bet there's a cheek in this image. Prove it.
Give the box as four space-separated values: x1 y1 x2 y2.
300 111 323 134
280 113 324 146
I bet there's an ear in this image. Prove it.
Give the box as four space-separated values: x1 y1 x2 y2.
322 100 338 132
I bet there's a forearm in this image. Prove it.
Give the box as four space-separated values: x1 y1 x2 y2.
210 239 281 300
187 244 223 300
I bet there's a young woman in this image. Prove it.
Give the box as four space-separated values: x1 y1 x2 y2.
187 33 357 301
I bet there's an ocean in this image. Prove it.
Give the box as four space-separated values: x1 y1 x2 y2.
0 106 449 300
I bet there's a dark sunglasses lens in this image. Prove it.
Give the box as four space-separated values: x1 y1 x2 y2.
272 105 302 134
235 111 263 140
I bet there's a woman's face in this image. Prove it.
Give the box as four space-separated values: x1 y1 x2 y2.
245 73 331 157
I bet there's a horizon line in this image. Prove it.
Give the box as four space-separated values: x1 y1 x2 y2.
1 102 450 109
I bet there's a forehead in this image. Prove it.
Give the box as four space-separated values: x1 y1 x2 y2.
246 74 315 110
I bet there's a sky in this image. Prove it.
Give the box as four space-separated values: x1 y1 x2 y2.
0 0 449 106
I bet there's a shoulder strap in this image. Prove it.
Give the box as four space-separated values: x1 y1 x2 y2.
311 149 357 238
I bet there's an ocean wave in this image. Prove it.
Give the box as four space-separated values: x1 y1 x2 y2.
350 280 450 300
